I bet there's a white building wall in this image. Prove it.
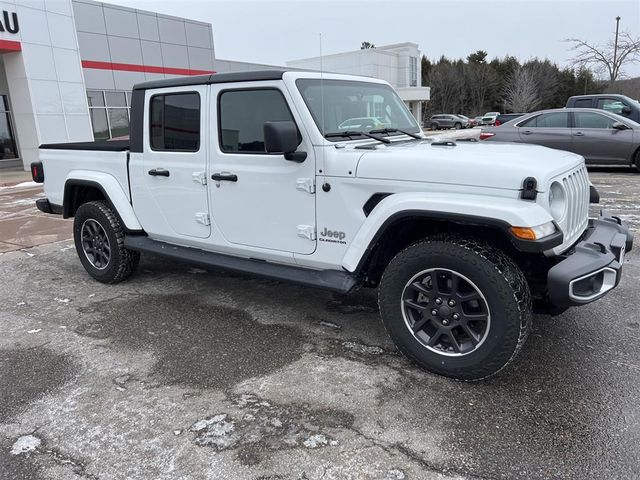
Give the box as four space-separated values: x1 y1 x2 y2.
1 0 92 170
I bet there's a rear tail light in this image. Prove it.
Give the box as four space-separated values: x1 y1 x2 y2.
31 162 44 183
494 120 501 126
479 132 495 141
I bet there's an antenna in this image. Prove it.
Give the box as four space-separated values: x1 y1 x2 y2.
319 33 327 186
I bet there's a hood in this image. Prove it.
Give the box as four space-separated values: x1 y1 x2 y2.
354 140 584 191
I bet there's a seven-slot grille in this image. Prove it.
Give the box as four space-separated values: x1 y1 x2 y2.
559 165 590 243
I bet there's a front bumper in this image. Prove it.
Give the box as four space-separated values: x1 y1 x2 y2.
547 211 633 309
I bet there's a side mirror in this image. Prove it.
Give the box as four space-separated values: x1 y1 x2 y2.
612 121 629 130
621 106 632 115
264 121 306 162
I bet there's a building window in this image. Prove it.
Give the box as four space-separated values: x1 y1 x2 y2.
409 57 418 87
87 90 132 140
150 92 200 151
0 95 18 160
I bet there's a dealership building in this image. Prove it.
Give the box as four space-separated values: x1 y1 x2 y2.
0 0 429 173
0 0 215 171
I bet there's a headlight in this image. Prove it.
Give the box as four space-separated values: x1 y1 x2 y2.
548 181 567 221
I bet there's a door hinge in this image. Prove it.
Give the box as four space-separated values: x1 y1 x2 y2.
297 225 316 241
192 171 207 185
195 212 210 226
296 178 315 194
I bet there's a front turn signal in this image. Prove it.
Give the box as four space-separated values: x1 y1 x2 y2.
510 222 556 241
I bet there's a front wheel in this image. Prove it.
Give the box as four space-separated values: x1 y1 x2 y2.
73 201 140 283
430 123 438 130
633 148 640 173
378 236 531 380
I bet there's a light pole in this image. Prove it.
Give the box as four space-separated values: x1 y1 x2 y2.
613 16 621 82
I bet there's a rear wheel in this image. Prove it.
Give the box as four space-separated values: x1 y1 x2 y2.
430 123 438 130
633 148 640 173
73 201 139 283
454 122 462 130
378 236 531 380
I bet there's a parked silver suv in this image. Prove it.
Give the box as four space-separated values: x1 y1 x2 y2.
429 114 466 130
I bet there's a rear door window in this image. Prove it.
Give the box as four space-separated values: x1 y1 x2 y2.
573 98 593 108
150 92 200 151
520 112 569 128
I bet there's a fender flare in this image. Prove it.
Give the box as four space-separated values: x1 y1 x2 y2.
63 172 143 232
341 192 559 273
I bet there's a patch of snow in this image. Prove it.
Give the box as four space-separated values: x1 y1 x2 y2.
173 429 182 436
11 435 41 455
386 469 406 480
190 414 229 433
88 293 96 298
16 301 26 306
27 329 42 334
54 297 70 304
342 341 384 355
188 267 207 274
319 320 341 330
270 418 283 428
303 433 329 449
0 181 40 190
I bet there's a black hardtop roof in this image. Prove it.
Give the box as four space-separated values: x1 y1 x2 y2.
132 69 290 91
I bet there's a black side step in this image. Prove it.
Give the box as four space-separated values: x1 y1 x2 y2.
124 235 358 294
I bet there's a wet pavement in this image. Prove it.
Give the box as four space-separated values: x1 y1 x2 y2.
0 170 639 480
0 186 71 253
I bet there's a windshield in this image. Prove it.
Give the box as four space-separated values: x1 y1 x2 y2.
296 79 420 139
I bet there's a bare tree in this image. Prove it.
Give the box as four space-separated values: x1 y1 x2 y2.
566 32 640 84
525 59 560 107
427 61 465 116
465 62 498 115
360 42 375 50
503 67 540 112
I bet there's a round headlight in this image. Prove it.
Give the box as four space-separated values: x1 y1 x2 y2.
549 181 567 221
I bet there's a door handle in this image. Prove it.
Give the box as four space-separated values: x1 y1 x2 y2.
521 130 532 135
211 173 238 182
573 132 585 137
148 168 170 177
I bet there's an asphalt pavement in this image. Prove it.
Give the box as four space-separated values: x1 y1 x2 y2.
1 169 639 480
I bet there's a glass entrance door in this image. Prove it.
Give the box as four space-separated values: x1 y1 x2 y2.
0 95 18 161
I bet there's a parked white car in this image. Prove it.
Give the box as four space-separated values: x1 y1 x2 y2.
32 70 632 380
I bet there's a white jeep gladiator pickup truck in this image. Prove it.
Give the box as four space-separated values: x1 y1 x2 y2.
32 70 633 380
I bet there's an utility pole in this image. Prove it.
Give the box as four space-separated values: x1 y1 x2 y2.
612 16 621 82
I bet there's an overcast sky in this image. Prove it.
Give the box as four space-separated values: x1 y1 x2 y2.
109 0 640 78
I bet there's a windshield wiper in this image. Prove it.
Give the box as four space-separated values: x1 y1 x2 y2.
325 131 391 144
369 127 423 139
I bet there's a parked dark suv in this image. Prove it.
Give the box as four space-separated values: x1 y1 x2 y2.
566 94 640 123
495 113 525 126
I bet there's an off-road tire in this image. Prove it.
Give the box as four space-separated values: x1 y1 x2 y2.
378 235 532 381
73 201 140 284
